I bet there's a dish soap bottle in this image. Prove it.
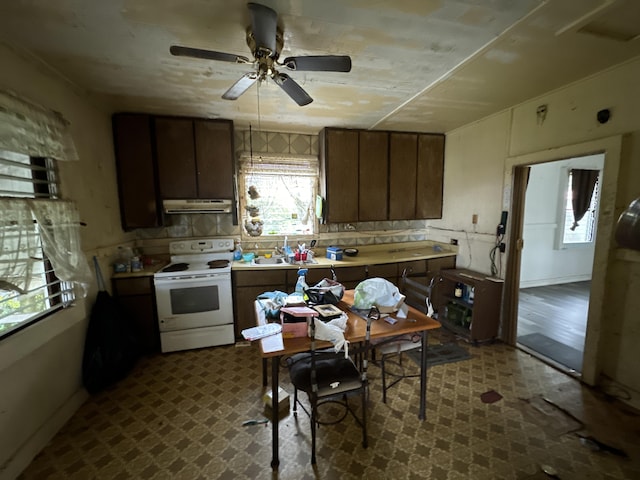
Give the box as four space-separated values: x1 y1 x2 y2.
233 239 243 261
295 268 309 295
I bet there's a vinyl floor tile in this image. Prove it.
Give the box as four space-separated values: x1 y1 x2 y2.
17 330 640 480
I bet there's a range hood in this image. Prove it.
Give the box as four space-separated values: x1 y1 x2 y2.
163 199 233 214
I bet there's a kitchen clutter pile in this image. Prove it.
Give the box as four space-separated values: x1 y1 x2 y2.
251 269 407 356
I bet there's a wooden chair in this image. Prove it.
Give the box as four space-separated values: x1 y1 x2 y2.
286 307 376 464
375 269 434 403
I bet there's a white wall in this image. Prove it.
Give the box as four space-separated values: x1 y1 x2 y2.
0 42 128 478
428 112 511 275
439 56 640 408
520 155 604 287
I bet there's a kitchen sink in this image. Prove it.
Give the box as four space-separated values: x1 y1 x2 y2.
253 256 286 265
251 256 318 266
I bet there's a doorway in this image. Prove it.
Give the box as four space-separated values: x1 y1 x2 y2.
515 155 603 373
501 135 622 386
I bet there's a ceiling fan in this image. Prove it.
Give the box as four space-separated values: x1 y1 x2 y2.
170 2 352 106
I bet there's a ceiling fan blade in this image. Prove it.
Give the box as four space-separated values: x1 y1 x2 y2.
170 45 250 64
274 73 313 106
282 55 352 72
248 2 278 54
222 73 258 100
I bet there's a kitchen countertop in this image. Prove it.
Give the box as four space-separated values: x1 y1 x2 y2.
231 240 457 271
109 241 458 278
111 261 168 279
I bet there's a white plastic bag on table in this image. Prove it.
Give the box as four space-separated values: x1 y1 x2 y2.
310 313 350 357
352 277 406 313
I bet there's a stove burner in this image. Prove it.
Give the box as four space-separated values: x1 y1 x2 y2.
162 262 189 273
208 260 230 269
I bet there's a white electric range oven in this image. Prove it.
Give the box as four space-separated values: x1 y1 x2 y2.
154 238 235 353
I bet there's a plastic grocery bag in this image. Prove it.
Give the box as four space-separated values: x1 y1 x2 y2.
352 278 406 313
256 290 288 318
310 313 350 357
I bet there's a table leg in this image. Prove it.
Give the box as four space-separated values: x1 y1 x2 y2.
271 355 280 469
262 358 268 387
419 331 428 420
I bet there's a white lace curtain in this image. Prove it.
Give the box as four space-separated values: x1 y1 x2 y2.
0 89 78 161
0 90 89 297
0 198 92 297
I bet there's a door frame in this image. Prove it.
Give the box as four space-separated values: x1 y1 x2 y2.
500 135 623 386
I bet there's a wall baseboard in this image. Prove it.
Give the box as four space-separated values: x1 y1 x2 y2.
519 274 591 289
2 388 88 480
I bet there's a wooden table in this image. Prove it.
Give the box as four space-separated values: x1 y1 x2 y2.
255 290 441 468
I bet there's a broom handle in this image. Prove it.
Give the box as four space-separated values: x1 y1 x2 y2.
92 256 106 291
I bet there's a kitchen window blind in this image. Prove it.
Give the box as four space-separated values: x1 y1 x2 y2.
238 153 319 236
0 150 76 338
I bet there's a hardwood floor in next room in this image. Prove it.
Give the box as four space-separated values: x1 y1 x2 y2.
517 281 590 353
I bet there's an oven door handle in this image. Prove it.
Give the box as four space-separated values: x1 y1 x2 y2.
155 273 230 282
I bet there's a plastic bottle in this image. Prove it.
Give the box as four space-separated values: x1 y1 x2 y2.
295 268 309 294
233 239 243 261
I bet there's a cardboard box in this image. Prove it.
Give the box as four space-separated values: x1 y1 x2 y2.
377 293 406 313
263 386 290 415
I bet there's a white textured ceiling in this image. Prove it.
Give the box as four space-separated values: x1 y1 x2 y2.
1 0 640 134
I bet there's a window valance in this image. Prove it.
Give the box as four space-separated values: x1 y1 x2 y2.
0 90 79 161
238 152 318 177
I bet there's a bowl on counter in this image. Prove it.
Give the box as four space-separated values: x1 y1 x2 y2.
344 248 359 257
242 252 256 263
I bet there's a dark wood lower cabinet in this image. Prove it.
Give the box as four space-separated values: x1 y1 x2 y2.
233 270 288 338
112 276 160 354
232 258 456 338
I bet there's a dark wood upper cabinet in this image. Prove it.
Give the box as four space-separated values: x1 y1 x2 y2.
320 128 359 223
155 117 198 198
389 132 418 220
416 134 445 219
359 131 389 221
194 119 234 199
155 116 234 200
112 113 161 230
320 127 445 223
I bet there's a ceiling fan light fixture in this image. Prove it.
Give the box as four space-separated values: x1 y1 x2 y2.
171 2 352 106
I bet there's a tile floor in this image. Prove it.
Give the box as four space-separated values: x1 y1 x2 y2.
18 330 640 479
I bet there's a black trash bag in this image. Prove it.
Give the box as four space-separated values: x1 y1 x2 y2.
82 258 140 394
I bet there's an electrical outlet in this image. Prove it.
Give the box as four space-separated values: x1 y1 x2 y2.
451 238 458 246
499 242 506 252
472 214 478 225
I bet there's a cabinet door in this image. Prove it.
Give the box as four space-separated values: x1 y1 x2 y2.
112 114 161 230
334 265 367 289
389 133 418 220
295 268 334 289
155 117 198 198
367 263 398 285
426 256 455 277
234 285 286 337
416 134 445 219
112 277 159 354
359 131 388 221
233 270 287 337
321 128 359 223
194 119 234 199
